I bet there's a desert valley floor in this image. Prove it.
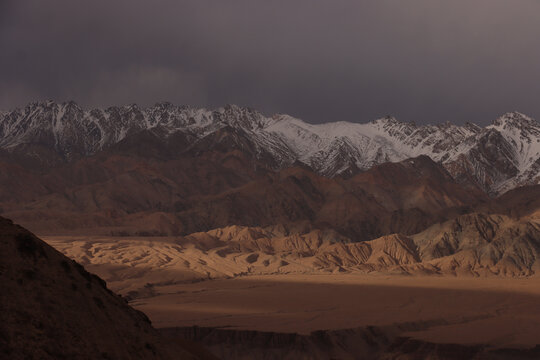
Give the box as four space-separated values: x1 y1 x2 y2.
132 275 540 347
44 235 540 353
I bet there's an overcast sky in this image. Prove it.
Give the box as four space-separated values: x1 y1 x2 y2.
1 0 540 125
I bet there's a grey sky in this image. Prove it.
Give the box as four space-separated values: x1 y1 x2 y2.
1 0 540 125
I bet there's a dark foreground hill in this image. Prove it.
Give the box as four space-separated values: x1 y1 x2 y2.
0 217 212 360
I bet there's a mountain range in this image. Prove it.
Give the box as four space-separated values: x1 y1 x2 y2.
0 101 539 274
1 101 539 195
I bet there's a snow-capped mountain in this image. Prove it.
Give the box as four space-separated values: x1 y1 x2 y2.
1 101 539 195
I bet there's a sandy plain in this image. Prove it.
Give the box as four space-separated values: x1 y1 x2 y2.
132 274 540 349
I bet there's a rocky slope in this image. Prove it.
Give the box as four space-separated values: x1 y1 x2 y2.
412 213 540 276
0 216 207 360
1 101 539 194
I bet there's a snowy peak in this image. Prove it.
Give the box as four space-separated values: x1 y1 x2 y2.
491 111 536 128
0 101 539 195
480 112 540 193
370 115 416 135
214 104 269 130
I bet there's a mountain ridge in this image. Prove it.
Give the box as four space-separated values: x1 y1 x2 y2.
0 153 488 238
1 101 539 195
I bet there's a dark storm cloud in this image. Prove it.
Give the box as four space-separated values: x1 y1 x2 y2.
2 0 540 125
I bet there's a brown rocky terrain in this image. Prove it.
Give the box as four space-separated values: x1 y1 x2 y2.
0 145 489 242
412 213 540 276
